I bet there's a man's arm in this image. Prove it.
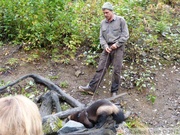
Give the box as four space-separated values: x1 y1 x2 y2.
99 23 109 50
115 18 129 47
100 29 112 53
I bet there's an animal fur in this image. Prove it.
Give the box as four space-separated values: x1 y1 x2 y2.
68 99 125 128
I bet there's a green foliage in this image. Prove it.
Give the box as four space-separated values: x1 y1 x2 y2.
147 94 156 104
59 81 69 88
0 67 7 73
43 118 63 134
61 102 71 111
0 0 77 50
49 75 59 80
84 53 99 66
26 53 40 62
0 0 179 92
20 80 44 97
0 42 3 46
0 80 6 87
126 117 149 134
155 22 168 34
6 58 19 66
61 58 70 65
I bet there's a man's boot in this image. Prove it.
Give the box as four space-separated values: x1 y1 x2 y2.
79 85 94 95
111 92 117 97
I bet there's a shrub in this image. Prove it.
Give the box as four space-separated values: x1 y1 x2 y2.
0 0 179 91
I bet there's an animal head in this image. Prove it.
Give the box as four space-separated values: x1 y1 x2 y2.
113 110 125 124
68 111 81 122
68 110 93 128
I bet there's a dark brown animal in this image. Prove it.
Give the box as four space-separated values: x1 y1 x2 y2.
68 99 125 128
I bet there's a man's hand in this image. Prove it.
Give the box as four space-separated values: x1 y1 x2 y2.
105 47 112 53
110 44 118 50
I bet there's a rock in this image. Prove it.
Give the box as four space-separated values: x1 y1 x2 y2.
116 122 130 135
58 120 85 134
43 116 63 135
124 111 132 119
102 129 116 135
73 66 79 70
75 70 82 77
57 117 119 135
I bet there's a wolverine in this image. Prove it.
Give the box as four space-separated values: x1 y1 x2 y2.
68 99 125 128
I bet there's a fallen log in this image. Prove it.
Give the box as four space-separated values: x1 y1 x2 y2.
42 93 128 123
42 106 85 123
0 74 84 107
40 91 53 117
51 90 62 112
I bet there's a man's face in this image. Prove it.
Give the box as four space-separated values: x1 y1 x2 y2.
103 9 113 21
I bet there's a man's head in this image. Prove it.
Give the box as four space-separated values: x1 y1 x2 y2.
102 2 114 21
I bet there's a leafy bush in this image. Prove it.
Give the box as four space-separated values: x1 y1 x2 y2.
0 0 179 91
0 0 77 49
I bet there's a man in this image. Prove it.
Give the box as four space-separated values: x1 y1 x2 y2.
79 2 129 97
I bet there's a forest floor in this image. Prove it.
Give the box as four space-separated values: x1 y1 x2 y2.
0 45 179 134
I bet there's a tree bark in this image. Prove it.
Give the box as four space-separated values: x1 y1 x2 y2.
51 90 61 112
42 106 85 123
40 91 53 117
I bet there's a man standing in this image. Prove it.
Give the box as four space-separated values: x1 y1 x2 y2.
79 2 129 97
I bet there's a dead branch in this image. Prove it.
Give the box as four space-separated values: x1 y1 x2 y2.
40 91 53 117
106 92 128 101
0 74 84 107
42 106 85 123
51 90 61 112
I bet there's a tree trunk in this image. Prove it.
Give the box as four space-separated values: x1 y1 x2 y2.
40 91 53 117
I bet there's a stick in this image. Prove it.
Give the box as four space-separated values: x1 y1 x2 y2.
91 53 109 101
106 92 128 101
0 74 84 107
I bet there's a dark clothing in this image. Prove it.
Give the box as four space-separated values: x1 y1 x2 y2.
89 14 129 93
89 45 124 93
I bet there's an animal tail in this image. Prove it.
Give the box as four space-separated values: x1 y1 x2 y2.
112 110 125 124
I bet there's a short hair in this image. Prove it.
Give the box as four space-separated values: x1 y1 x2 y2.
0 95 43 135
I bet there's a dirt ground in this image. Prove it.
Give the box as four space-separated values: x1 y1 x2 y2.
0 45 179 132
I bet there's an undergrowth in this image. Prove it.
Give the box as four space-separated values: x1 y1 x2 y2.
0 0 179 95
